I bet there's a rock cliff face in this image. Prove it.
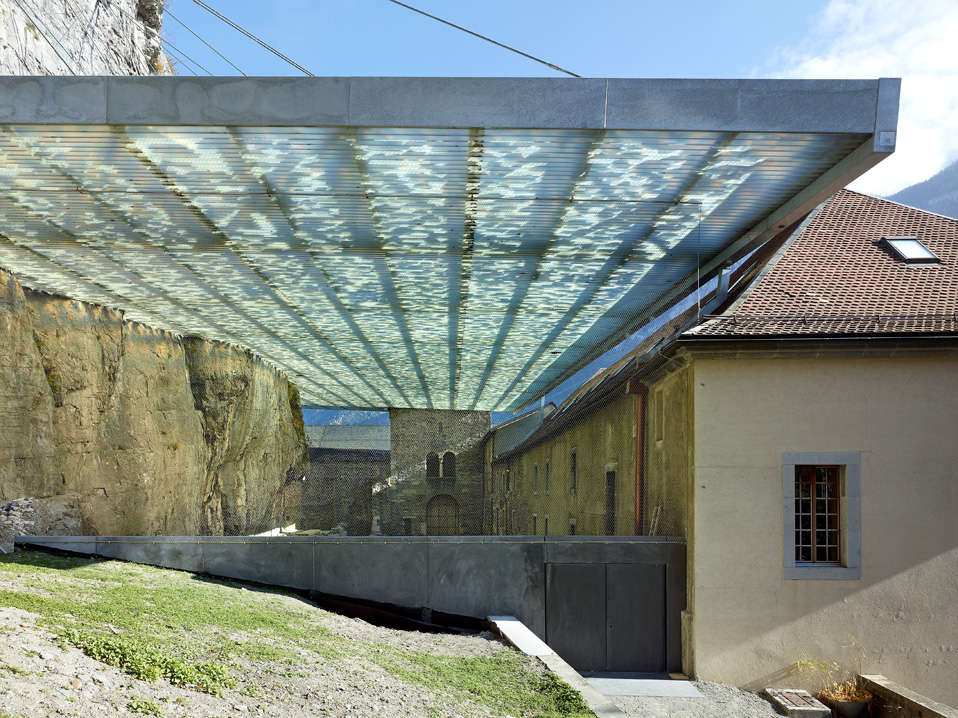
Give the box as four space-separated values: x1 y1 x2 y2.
0 268 308 540
0 0 170 75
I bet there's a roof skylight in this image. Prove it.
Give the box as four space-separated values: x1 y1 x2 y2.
882 236 940 264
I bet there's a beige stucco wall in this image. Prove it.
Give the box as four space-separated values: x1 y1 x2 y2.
688 354 958 707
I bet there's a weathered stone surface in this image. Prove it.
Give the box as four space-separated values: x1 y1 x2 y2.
386 409 490 536
0 268 308 540
0 0 171 75
184 337 309 536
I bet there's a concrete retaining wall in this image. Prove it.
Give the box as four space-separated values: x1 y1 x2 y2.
17 534 685 668
860 675 958 718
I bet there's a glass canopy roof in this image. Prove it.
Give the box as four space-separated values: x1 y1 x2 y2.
0 77 897 411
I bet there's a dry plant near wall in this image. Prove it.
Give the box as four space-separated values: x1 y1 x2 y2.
791 638 872 704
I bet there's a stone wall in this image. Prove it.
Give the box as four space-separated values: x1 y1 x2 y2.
0 268 308 542
0 0 170 75
0 495 82 552
385 409 490 536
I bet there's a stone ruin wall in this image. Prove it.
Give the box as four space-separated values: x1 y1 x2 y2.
0 0 170 75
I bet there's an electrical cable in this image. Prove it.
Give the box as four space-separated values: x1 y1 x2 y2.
188 0 314 76
166 8 246 75
84 0 221 76
158 33 215 75
162 44 204 76
77 0 103 74
384 0 581 78
11 0 81 74
53 2 85 45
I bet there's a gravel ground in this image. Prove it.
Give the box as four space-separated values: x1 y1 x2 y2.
0 602 524 718
609 680 784 718
0 582 784 718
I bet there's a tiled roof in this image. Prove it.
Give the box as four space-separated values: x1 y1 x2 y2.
690 190 958 337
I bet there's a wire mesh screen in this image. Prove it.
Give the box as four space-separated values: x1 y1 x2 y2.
281 368 692 539
485 376 689 539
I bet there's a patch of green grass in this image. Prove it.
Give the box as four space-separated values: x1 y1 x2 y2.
532 671 593 714
0 662 33 676
373 647 594 717
127 697 162 715
0 550 342 696
0 552 338 664
0 552 589 716
60 629 236 696
239 683 264 698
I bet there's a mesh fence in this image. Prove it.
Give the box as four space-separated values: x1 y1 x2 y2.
228 234 714 539
273 376 692 539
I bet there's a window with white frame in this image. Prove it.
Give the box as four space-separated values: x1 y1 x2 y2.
783 452 861 579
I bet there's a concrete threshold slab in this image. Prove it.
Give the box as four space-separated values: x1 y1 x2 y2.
488 615 626 717
583 673 703 698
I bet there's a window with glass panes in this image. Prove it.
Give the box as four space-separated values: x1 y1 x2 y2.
794 465 840 563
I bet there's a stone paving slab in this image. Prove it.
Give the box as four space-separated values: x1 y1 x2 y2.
586 675 703 698
764 688 831 717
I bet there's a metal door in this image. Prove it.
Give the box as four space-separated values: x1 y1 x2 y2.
546 561 667 672
607 563 666 671
545 563 606 670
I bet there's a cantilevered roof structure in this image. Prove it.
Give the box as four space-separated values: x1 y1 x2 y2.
0 76 899 410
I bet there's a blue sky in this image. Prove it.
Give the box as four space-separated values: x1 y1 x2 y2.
162 0 958 197
163 1 826 79
159 1 958 424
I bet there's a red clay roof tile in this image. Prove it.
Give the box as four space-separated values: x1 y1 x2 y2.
691 190 958 337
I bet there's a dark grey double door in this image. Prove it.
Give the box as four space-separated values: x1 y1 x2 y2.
545 562 667 672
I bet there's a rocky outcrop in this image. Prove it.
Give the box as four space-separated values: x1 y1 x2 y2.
185 338 309 536
0 268 308 540
0 495 82 552
0 0 171 75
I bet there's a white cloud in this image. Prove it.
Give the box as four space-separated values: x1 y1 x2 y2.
762 0 958 196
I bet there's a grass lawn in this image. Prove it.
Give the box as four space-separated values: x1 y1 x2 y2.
0 551 594 717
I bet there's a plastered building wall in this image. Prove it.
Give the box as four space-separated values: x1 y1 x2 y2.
688 354 958 707
643 363 693 538
487 392 640 536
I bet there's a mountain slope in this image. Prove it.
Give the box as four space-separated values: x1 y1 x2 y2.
887 158 958 219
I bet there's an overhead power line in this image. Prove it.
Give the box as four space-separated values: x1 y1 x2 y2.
385 0 581 78
167 9 246 75
163 42 211 76
12 0 81 74
189 0 314 76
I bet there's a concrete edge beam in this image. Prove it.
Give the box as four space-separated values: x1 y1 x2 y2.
488 615 554 657
0 76 890 134
538 653 626 718
488 615 625 716
860 675 958 718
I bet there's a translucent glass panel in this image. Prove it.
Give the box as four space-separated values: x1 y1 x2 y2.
0 124 868 410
